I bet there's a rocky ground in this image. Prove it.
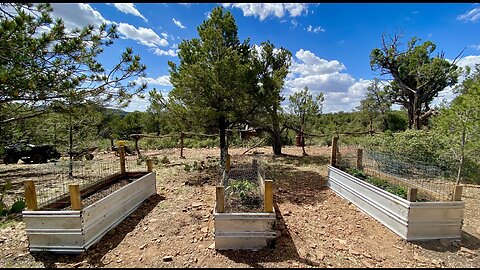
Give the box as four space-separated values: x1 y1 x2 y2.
0 146 479 268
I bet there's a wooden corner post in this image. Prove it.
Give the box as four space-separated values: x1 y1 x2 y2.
264 180 273 213
24 180 38 211
147 159 154 172
216 186 225 213
407 188 418 202
356 148 363 170
453 185 463 201
225 154 231 172
330 136 338 167
69 184 82 210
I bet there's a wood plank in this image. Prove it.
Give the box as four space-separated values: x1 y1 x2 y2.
24 180 38 211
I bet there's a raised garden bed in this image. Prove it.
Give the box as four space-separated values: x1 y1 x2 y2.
327 165 465 240
22 171 156 254
214 158 276 250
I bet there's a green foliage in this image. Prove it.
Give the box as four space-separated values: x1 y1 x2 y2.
249 41 292 154
226 179 257 202
344 167 407 199
370 34 460 129
431 64 480 183
167 6 262 161
0 3 147 126
0 182 26 217
356 78 393 132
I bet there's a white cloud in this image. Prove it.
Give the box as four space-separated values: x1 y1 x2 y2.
122 95 151 112
172 18 186 29
223 3 309 21
112 3 148 23
117 23 168 47
290 19 298 29
134 75 172 87
153 48 178 57
282 49 367 113
455 55 480 69
457 7 480 22
306 25 325 33
50 3 110 30
291 49 346 76
468 44 480 50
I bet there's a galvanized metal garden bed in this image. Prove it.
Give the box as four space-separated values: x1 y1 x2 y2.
327 165 465 240
23 171 156 254
214 157 276 250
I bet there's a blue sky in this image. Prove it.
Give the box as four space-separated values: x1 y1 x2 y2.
48 3 480 113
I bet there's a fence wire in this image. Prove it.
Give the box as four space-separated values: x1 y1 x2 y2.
222 154 268 213
337 146 456 201
9 154 150 210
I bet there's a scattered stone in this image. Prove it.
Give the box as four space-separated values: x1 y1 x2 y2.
116 259 123 263
107 228 116 236
393 245 404 250
140 243 147 250
349 248 361 256
333 242 346 250
163 256 173 262
452 240 462 248
201 227 209 233
284 211 291 216
361 260 375 268
460 247 477 255
208 243 215 249
72 262 83 268
192 202 203 208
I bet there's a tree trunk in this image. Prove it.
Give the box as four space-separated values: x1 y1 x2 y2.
219 117 227 169
300 126 307 156
271 105 282 155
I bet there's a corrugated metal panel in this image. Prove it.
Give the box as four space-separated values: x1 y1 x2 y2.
82 172 156 249
214 209 276 250
23 172 156 254
328 166 409 238
407 202 464 240
327 166 464 241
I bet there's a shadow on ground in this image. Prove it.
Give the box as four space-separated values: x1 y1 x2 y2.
31 193 164 268
264 155 329 206
217 203 324 267
412 231 480 253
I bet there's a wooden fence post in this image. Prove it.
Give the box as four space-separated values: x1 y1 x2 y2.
118 141 126 175
180 132 185 159
407 188 418 202
264 180 273 213
330 136 338 167
453 185 463 201
356 148 363 170
69 184 82 210
216 186 225 213
225 154 231 172
24 180 38 211
147 159 153 172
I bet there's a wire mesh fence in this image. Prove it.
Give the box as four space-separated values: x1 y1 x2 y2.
336 145 456 201
21 153 150 210
221 154 268 213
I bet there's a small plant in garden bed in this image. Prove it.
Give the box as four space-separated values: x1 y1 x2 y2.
0 182 25 219
225 178 262 212
343 167 428 202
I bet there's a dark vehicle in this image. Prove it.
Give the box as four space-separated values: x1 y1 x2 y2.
3 143 61 164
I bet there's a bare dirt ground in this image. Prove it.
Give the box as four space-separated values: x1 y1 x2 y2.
0 145 479 268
